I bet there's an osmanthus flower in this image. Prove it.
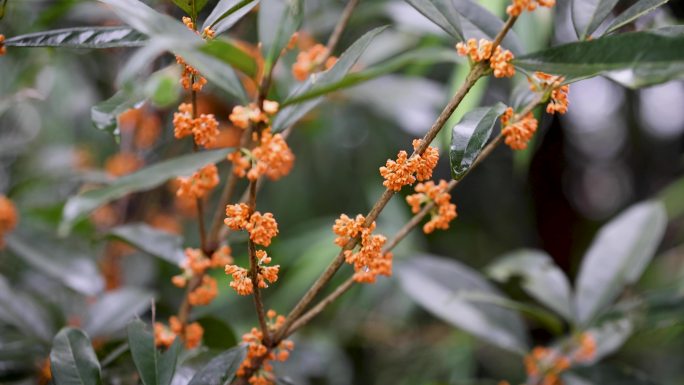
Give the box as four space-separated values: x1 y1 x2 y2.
529 72 570 115
292 43 338 81
104 152 143 177
501 107 538 150
0 34 6 56
176 56 207 92
406 180 458 234
228 100 278 130
173 103 220 147
188 275 218 306
506 0 555 17
228 129 295 182
176 163 220 199
332 214 393 283
521 333 596 385
380 139 440 191
0 195 18 248
246 212 279 247
155 316 204 349
224 250 280 295
237 310 295 385
456 39 515 78
172 246 233 288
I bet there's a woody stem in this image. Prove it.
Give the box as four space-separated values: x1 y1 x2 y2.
246 179 271 344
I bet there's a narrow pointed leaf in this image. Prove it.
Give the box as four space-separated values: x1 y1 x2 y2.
91 87 145 138
188 346 247 385
107 223 185 265
397 255 529 354
4 27 146 48
605 0 670 34
273 26 387 132
514 30 684 87
60 148 232 235
449 103 506 180
203 0 259 35
83 288 154 338
128 320 181 385
172 0 210 17
50 328 102 385
572 0 620 39
404 0 463 39
575 201 667 325
200 38 258 78
99 0 197 37
258 0 303 72
487 249 574 321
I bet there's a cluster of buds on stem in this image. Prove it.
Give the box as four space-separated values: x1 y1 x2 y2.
456 39 515 78
507 0 555 17
155 315 203 349
292 42 338 81
173 103 220 147
238 310 295 385
228 128 295 181
406 180 458 234
380 139 439 191
529 72 570 115
175 163 220 199
333 214 393 283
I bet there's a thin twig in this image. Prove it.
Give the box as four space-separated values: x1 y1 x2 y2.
317 0 359 67
286 277 355 335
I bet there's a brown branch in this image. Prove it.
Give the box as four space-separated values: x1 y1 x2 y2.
286 276 355 336
316 0 360 68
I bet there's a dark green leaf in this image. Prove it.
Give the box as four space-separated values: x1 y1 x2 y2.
203 0 259 35
197 318 237 350
0 0 7 20
449 103 506 181
605 0 670 34
5 233 104 296
397 255 529 354
99 0 196 37
128 320 181 385
0 275 54 343
258 0 303 73
188 346 246 385
575 201 667 325
59 148 232 235
404 0 463 39
172 0 210 17
4 27 146 48
572 0 620 39
107 223 185 265
514 30 684 87
200 38 258 78
91 87 145 138
50 328 102 385
487 249 574 322
273 26 387 132
83 288 154 339
176 44 250 102
281 47 460 106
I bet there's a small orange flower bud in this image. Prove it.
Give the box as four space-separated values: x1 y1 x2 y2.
176 164 219 199
224 203 251 230
406 180 457 234
506 0 555 17
246 212 279 247
188 275 218 306
332 214 392 283
501 107 538 150
0 195 18 248
455 38 515 78
0 34 6 56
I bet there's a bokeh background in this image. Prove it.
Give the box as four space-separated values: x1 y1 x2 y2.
1 0 683 384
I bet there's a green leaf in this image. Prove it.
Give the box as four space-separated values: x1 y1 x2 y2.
487 249 575 322
83 288 154 339
575 201 667 325
5 233 104 296
203 0 259 36
59 148 232 236
258 0 303 73
572 0 620 39
172 0 210 18
449 103 506 181
397 255 529 354
584 318 634 363
605 0 670 34
273 26 387 132
514 29 684 87
128 320 181 385
197 318 237 350
281 47 460 107
200 38 258 78
50 328 102 385
176 44 250 102
188 346 246 385
91 87 145 138
404 0 463 39
0 275 55 343
99 0 196 37
107 223 185 265
4 27 146 48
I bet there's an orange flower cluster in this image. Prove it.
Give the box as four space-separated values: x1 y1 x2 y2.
188 275 218 306
176 56 207 92
530 72 570 115
0 195 18 248
380 139 439 191
176 163 219 199
229 129 295 181
225 250 279 295
501 107 538 150
524 333 596 385
0 34 6 56
155 316 203 349
224 203 280 246
104 153 143 177
507 0 555 17
332 214 393 283
292 43 338 81
228 100 279 130
237 310 294 385
173 103 220 147
119 107 162 150
456 39 515 78
406 180 458 234
172 246 233 288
